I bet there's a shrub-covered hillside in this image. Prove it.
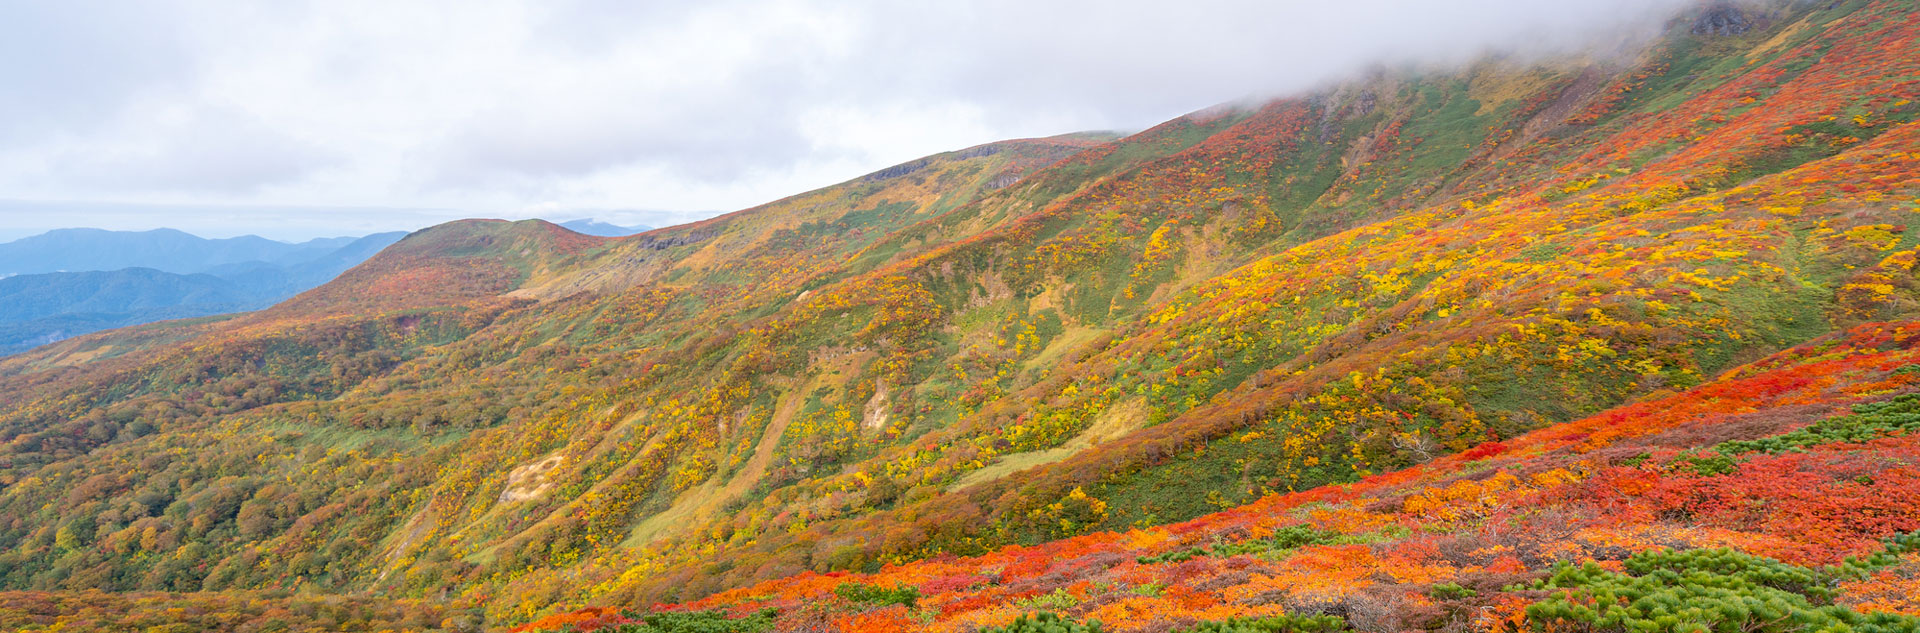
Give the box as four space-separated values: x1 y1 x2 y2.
520 320 1920 631
1 1 1918 631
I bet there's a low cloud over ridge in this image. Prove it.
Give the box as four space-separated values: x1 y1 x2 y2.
0 0 1696 239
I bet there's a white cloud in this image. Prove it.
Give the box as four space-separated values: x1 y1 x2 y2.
42 105 339 193
0 0 1697 239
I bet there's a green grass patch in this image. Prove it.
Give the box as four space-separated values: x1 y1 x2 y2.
1717 392 1920 454
1137 524 1355 564
834 581 919 608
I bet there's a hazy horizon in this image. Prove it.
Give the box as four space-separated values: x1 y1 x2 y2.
0 199 682 243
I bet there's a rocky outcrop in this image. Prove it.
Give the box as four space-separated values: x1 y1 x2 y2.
1692 3 1755 36
862 158 932 182
632 228 716 251
953 145 1003 160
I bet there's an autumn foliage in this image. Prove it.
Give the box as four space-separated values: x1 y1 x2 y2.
1 1 1919 631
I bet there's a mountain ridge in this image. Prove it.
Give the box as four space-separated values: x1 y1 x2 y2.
0 227 370 276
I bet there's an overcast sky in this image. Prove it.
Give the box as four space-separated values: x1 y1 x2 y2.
0 0 1695 241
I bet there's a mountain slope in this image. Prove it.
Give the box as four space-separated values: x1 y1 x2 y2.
523 320 1920 632
518 0 1919 610
0 269 258 354
0 1 1917 630
0 269 255 322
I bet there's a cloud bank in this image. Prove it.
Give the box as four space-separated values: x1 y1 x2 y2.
0 0 1696 239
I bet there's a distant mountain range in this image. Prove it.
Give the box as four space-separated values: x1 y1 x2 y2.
0 219 657 354
556 219 653 236
0 229 408 354
0 228 365 276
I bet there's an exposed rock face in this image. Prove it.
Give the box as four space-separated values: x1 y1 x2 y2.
862 146 1005 182
863 381 891 431
498 454 566 503
863 158 929 181
1693 3 1754 36
633 228 716 251
953 145 1002 160
986 172 1022 189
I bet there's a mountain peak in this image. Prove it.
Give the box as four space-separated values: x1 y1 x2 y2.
269 218 608 315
